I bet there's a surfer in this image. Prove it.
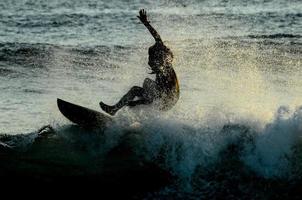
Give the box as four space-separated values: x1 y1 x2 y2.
100 9 179 116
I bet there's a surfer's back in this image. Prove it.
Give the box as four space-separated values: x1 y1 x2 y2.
156 66 179 110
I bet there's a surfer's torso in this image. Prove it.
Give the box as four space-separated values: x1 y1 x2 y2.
147 42 179 110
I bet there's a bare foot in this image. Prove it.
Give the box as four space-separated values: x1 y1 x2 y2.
99 102 117 116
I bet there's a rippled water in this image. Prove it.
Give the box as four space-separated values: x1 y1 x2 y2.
0 0 302 198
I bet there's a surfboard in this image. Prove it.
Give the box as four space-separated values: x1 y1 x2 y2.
57 98 113 128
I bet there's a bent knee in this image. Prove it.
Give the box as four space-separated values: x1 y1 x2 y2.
130 86 145 96
143 78 156 89
131 86 143 91
143 78 153 83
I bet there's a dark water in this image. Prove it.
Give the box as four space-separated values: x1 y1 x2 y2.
0 0 302 198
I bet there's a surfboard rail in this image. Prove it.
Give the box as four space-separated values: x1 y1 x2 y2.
57 98 112 128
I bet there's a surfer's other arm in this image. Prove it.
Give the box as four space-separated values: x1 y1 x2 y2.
137 9 163 43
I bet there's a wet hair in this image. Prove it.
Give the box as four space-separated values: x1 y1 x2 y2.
148 42 173 73
148 42 173 61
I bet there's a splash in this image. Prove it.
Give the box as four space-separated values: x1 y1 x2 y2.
243 106 302 179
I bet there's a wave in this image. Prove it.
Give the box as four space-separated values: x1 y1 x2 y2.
0 42 135 74
0 42 134 58
0 11 137 30
0 42 54 67
0 68 15 76
1 105 302 198
248 33 302 39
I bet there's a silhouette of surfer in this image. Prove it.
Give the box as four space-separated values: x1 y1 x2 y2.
100 9 179 116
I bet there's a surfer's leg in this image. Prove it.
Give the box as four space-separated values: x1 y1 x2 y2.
127 99 151 107
125 79 158 107
100 86 146 115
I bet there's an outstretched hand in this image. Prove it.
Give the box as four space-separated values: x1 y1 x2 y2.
137 9 162 42
137 9 149 24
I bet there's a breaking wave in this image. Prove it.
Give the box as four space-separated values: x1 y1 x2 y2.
1 105 302 198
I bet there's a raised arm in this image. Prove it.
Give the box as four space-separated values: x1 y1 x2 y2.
137 9 163 43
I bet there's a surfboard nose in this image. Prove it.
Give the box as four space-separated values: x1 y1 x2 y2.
57 98 112 128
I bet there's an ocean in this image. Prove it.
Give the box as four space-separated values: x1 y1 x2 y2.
0 0 302 198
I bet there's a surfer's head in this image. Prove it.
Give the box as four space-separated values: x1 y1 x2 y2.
148 42 173 73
